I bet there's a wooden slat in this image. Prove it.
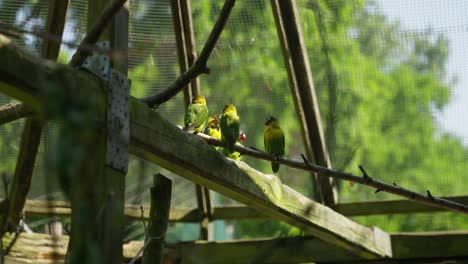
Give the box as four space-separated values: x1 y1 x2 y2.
0 35 391 259
21 195 468 224
23 200 202 222
4 231 468 263
271 0 337 205
392 231 468 259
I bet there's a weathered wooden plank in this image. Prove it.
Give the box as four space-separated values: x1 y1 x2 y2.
271 0 337 205
5 231 466 264
129 99 391 259
162 232 468 264
21 194 468 224
392 231 468 259
23 200 201 222
2 233 68 262
175 237 360 263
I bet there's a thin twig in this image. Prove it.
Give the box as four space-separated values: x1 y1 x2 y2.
68 0 129 67
141 0 237 107
196 132 468 214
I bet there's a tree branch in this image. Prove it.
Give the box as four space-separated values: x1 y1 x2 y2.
68 0 128 67
196 133 468 214
0 103 32 126
141 0 236 107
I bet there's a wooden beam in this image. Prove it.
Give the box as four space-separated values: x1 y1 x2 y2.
391 231 468 259
20 195 468 225
129 99 391 259
271 0 337 205
174 236 360 263
166 232 468 263
0 36 391 258
142 174 172 264
4 231 467 264
23 200 202 222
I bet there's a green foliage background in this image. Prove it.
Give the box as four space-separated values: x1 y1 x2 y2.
0 0 467 241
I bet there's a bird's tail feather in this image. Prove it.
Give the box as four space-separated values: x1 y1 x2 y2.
271 162 280 173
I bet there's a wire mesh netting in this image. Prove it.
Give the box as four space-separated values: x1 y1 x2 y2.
0 0 467 240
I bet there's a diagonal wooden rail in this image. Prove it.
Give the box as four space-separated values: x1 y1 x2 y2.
0 35 391 259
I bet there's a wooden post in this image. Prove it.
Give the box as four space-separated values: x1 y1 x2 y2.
171 0 192 105
142 174 172 264
171 0 212 240
180 0 200 96
5 0 69 231
271 0 337 205
67 0 129 263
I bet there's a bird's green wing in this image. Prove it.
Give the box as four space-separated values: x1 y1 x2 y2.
220 112 240 152
185 103 208 132
195 104 209 129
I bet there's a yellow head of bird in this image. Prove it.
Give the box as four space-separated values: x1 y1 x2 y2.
223 104 237 114
192 95 206 104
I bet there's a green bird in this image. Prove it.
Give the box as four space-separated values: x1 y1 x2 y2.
184 95 208 134
264 116 285 173
222 130 246 160
220 104 240 153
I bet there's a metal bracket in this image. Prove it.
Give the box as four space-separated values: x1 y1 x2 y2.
106 69 130 173
80 41 111 80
